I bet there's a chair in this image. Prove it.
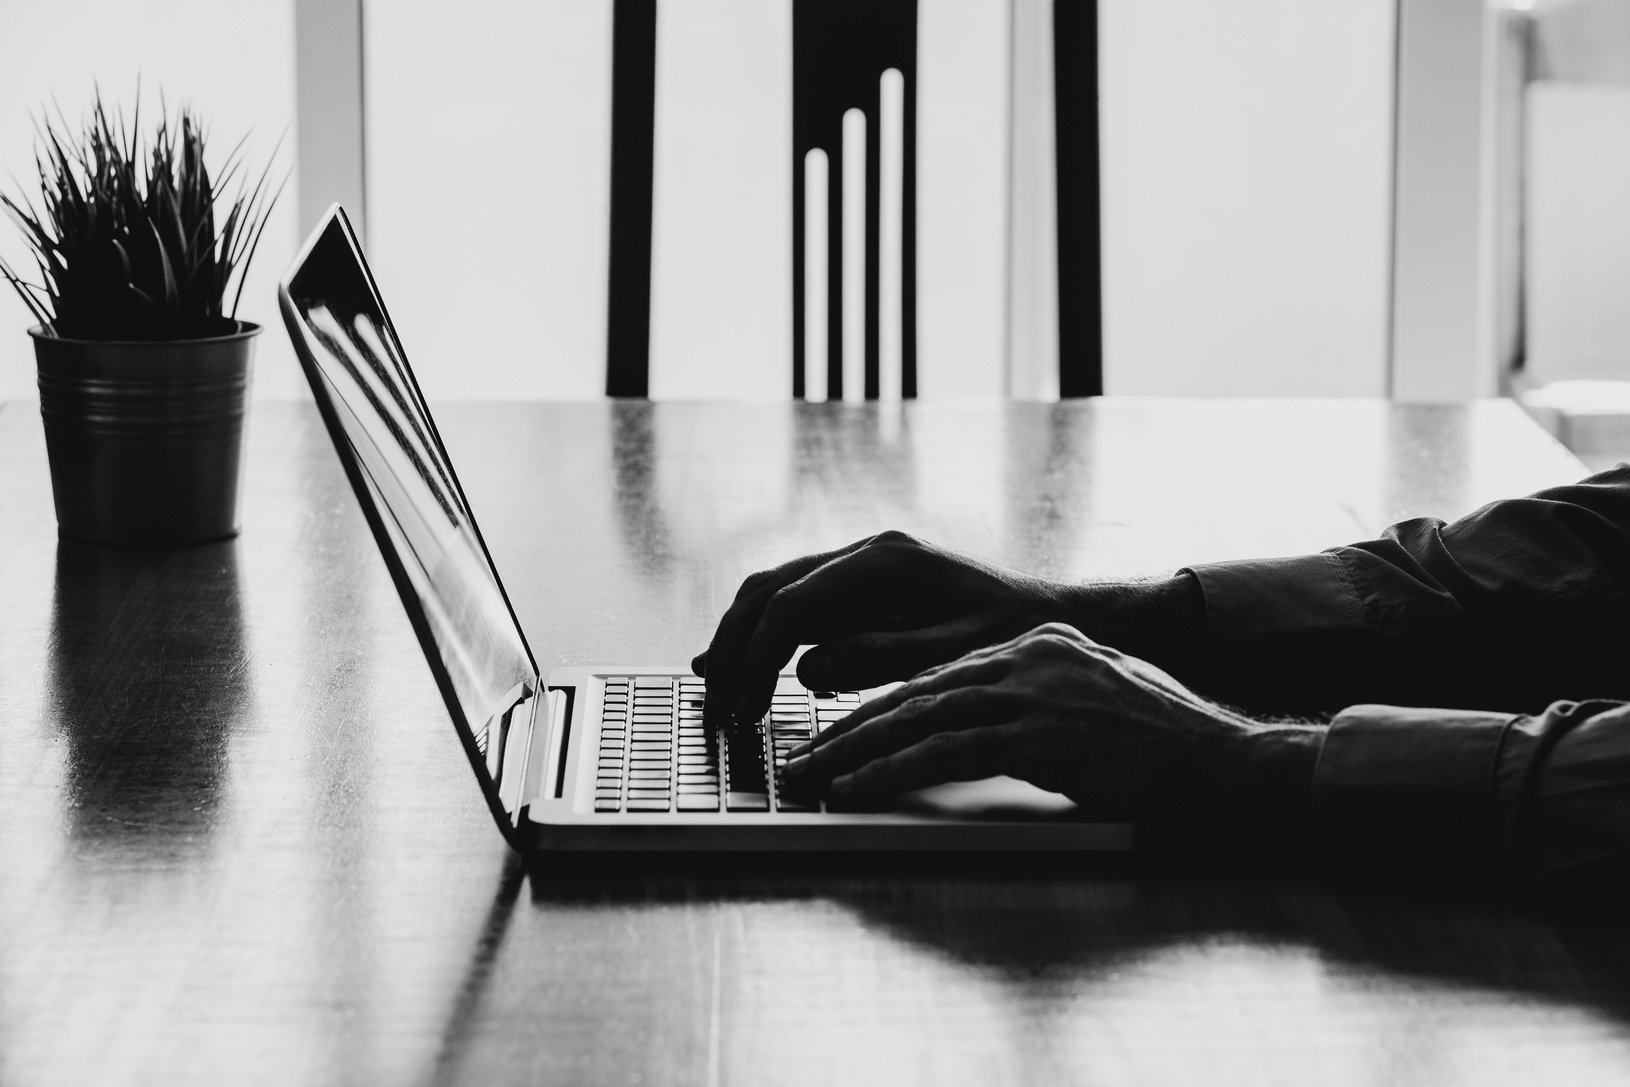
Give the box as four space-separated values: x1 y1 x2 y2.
604 0 1101 399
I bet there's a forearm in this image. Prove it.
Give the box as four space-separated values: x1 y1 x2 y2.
1177 466 1630 713
1058 572 1209 679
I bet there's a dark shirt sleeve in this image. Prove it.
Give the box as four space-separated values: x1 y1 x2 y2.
1315 700 1630 886
1182 464 1630 886
1185 464 1630 715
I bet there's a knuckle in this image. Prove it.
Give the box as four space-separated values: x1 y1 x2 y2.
737 568 778 599
758 583 803 628
923 730 961 757
868 528 922 551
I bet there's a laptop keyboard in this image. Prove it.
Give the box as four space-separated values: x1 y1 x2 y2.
593 676 859 814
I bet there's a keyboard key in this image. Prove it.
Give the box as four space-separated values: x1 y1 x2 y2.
726 791 769 812
678 795 719 811
677 782 719 794
627 798 670 812
594 799 622 812
776 797 819 812
725 724 767 790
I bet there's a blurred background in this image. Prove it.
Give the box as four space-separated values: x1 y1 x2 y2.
0 0 1623 462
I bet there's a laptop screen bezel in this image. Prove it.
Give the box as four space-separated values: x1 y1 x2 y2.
277 204 540 848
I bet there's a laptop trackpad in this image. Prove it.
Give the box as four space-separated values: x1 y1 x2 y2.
883 777 1084 822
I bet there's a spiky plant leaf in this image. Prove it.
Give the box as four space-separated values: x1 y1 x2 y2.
0 88 285 340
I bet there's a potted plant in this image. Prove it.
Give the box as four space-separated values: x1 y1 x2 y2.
0 92 283 545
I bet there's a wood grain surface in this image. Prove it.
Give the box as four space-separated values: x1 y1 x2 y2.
2 398 1625 1087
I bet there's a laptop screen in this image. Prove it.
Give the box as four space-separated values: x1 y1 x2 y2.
279 207 537 830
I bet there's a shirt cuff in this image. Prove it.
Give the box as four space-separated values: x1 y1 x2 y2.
1185 552 1363 641
1314 704 1523 878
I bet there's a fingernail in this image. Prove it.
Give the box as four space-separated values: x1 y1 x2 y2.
782 753 811 778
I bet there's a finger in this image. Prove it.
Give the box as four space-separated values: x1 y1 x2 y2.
827 724 1026 805
728 544 946 722
696 539 872 721
786 685 1022 789
784 648 1013 768
788 621 1093 760
796 614 1007 692
694 607 905 677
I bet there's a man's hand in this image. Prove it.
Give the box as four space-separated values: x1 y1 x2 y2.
780 623 1320 832
693 531 1088 726
693 531 1206 728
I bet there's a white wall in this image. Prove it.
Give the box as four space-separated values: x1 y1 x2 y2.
364 0 615 402
1098 0 1396 396
918 0 1011 398
0 0 301 402
647 0 792 400
1524 83 1630 382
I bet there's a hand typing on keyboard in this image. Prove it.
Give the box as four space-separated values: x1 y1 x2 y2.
775 623 1318 831
693 531 1313 833
692 530 1180 728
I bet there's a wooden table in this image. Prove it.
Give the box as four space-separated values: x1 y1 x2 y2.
3 397 1627 1086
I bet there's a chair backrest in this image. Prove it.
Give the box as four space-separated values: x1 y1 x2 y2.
605 0 1101 400
1053 0 1102 397
606 0 658 398
791 0 917 402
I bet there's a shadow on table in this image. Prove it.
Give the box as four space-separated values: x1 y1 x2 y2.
426 852 528 1087
520 851 1630 1027
46 539 255 854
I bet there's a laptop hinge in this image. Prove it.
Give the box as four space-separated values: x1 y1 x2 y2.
492 681 537 818
516 686 567 824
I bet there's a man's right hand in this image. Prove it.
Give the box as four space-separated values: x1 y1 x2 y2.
692 530 1201 727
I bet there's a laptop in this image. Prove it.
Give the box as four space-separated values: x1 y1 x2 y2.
277 204 1133 853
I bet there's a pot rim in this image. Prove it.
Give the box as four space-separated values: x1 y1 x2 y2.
28 320 261 348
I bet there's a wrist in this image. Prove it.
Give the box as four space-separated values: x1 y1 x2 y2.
1223 724 1323 846
1062 573 1207 675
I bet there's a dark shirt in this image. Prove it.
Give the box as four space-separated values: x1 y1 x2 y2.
1182 464 1630 886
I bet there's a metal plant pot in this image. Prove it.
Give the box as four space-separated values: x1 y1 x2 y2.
31 323 257 546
